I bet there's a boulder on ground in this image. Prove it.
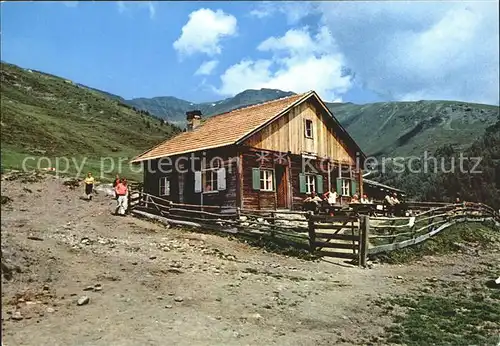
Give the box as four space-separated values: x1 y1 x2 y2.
63 179 80 189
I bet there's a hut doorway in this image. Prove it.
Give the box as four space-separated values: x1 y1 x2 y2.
275 165 289 209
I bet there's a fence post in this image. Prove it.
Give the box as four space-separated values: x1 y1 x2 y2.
307 213 316 254
359 215 369 268
427 210 434 232
236 207 241 234
127 187 131 212
270 212 275 238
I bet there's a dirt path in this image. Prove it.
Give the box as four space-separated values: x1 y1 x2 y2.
1 175 497 345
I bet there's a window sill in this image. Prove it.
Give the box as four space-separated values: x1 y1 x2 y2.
202 190 219 194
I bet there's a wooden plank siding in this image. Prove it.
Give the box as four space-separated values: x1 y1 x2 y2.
239 148 361 211
241 149 277 210
243 100 355 165
142 147 239 208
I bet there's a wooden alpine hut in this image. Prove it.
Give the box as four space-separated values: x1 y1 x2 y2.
131 91 366 211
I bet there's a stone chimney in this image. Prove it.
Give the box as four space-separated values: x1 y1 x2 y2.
186 110 202 132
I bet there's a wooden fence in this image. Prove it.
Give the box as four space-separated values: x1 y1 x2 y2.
129 192 499 267
131 193 311 249
367 202 500 256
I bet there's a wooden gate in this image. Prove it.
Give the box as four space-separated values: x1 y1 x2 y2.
308 215 369 266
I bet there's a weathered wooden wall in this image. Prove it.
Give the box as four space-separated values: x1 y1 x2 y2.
142 147 239 208
240 148 361 210
243 100 355 165
241 149 277 210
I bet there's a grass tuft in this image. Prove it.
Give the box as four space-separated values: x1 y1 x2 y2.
379 265 500 346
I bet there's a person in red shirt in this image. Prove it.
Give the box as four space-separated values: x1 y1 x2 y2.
114 178 128 215
112 174 120 200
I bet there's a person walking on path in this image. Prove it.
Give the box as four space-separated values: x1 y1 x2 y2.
84 172 95 201
112 174 120 199
115 178 128 215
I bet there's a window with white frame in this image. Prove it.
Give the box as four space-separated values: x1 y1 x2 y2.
305 119 313 139
305 174 316 194
202 169 218 192
260 169 274 191
341 179 350 196
159 177 170 196
202 160 221 193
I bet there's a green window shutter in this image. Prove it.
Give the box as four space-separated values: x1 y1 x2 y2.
252 168 260 190
299 173 306 193
336 178 342 195
351 180 357 196
316 175 324 194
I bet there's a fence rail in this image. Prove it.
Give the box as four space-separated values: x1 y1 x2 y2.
367 202 499 255
129 192 499 267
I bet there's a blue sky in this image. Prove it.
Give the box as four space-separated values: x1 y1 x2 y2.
1 1 499 105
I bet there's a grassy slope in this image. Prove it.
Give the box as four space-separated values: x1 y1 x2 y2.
372 222 500 345
381 269 500 346
328 100 499 157
0 62 180 180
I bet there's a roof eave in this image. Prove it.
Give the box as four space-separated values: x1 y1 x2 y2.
130 143 234 163
364 179 406 193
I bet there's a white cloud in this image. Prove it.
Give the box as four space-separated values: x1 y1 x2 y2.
62 1 78 8
243 1 499 105
117 1 126 13
216 27 352 102
195 60 219 76
316 1 499 104
173 8 237 57
147 2 156 19
249 2 318 25
117 1 156 19
35 1 79 7
258 26 336 57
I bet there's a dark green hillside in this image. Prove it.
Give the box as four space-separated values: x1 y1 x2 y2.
327 101 499 157
0 62 180 180
126 96 195 126
370 115 500 209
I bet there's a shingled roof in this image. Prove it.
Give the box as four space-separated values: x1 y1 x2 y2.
131 90 366 163
131 91 311 162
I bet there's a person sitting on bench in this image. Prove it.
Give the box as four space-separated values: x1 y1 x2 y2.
384 193 397 216
322 189 338 216
360 194 370 204
303 191 323 214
